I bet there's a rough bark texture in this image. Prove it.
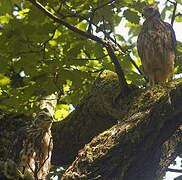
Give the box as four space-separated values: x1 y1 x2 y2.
1 71 182 180
61 76 182 180
52 70 134 165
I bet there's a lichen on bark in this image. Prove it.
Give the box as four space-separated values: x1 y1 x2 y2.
61 75 182 180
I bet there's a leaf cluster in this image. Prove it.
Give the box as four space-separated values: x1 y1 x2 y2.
0 0 181 115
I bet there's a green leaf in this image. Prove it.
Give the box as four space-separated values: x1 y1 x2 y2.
0 0 179 114
0 74 10 86
175 15 182 23
176 0 182 4
54 104 70 120
53 29 62 39
0 14 13 24
19 8 30 18
123 9 140 24
49 40 57 46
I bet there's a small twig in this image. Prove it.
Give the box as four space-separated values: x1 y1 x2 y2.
42 27 58 58
92 0 115 12
83 49 91 59
14 3 22 11
73 54 109 61
129 57 146 80
167 0 177 26
10 50 42 56
175 12 182 17
87 11 95 34
27 160 36 177
86 68 104 74
52 73 64 98
108 20 113 34
167 0 175 4
102 16 107 36
167 168 182 173
106 36 144 77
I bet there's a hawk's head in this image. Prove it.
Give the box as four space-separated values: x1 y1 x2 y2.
142 4 160 19
34 110 53 128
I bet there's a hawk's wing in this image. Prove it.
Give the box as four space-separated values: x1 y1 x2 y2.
164 22 177 58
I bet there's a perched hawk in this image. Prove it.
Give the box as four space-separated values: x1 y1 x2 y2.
18 110 53 180
137 4 176 85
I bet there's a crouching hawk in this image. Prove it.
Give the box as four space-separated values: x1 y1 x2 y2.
18 110 53 180
137 4 176 85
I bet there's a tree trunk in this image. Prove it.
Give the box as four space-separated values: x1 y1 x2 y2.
1 70 182 180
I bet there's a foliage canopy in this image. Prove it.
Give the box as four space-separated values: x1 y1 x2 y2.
0 0 182 179
0 0 181 122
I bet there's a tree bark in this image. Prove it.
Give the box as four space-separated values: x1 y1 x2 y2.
61 76 182 180
52 70 128 165
1 71 182 180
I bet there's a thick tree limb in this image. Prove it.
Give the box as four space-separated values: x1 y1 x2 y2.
156 128 182 178
2 72 182 179
61 78 182 180
52 70 131 165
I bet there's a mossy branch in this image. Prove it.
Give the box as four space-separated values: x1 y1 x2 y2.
61 78 182 180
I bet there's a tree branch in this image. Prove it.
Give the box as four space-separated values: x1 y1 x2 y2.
167 0 177 26
92 0 116 12
27 0 130 96
106 36 144 77
27 0 142 83
175 12 182 18
129 57 145 79
73 54 109 61
167 168 182 173
61 79 182 180
27 0 106 46
105 42 129 95
64 10 144 78
42 27 58 59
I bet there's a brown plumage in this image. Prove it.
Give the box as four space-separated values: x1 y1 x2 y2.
18 111 53 180
137 4 176 85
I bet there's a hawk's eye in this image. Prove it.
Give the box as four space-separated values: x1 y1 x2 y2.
148 8 153 11
39 114 45 120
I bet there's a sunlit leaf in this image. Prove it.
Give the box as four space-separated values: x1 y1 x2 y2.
0 14 13 24
54 104 70 120
175 15 182 23
53 29 62 39
19 8 30 18
49 40 57 46
0 74 10 86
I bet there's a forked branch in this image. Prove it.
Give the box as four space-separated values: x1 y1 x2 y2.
27 0 129 96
